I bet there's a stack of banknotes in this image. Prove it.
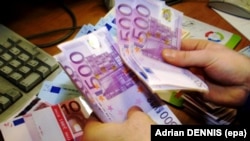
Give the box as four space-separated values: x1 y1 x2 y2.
0 96 92 141
182 94 237 125
55 0 209 125
0 74 92 141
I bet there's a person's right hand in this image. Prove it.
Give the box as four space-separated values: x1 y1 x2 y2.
162 39 250 107
83 106 155 141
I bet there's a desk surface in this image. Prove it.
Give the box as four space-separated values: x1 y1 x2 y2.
2 0 249 124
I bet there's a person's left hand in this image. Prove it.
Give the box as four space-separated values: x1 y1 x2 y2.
82 106 155 141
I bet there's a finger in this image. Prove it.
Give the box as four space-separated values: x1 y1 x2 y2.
83 113 104 141
83 113 122 141
162 39 224 67
126 106 143 118
85 112 102 127
202 82 248 107
126 106 155 124
162 48 216 67
180 39 216 51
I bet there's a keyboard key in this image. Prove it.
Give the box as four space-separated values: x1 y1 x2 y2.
27 60 39 68
9 60 22 68
19 72 42 92
9 72 23 83
18 66 31 76
36 53 58 71
1 41 12 49
9 47 21 56
36 65 50 78
0 65 13 75
18 53 30 62
7 36 20 44
17 41 39 56
0 52 12 62
0 96 11 112
0 60 4 67
4 89 22 103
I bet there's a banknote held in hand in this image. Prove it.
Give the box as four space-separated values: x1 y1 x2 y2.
55 0 208 124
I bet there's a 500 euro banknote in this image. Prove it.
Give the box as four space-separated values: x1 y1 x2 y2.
55 27 181 125
115 0 208 93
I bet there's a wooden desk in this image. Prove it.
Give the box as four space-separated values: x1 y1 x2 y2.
2 0 249 124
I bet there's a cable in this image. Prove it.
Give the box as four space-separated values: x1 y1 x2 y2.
165 0 182 5
26 26 81 39
26 0 78 48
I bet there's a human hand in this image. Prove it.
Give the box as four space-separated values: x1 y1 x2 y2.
162 39 250 107
83 106 155 141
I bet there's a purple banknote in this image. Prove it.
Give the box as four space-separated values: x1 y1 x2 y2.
56 27 181 124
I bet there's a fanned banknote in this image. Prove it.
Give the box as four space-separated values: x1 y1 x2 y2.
55 27 181 124
115 0 208 93
74 6 188 107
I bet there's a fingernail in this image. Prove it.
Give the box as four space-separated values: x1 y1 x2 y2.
129 106 143 112
163 49 176 59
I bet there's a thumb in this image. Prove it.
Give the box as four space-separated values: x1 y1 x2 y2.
162 48 212 68
126 106 143 118
126 106 155 124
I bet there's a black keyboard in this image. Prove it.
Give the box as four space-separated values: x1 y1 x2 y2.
0 24 62 123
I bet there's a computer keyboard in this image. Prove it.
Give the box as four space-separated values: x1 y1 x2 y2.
0 24 62 123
